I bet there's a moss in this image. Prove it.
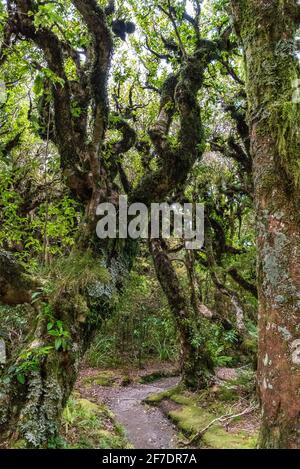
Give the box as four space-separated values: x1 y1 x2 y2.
48 250 111 298
216 385 239 402
11 439 28 449
61 395 130 449
144 393 166 404
144 386 181 405
241 337 257 355
204 428 257 449
76 398 99 413
146 389 257 449
235 1 300 191
269 100 300 189
169 402 256 449
95 429 129 449
170 393 197 406
139 372 165 384
169 405 212 433
82 371 116 387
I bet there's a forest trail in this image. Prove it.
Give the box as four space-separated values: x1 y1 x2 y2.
77 373 179 449
106 377 179 449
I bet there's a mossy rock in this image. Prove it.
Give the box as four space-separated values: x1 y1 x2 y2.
170 393 196 406
169 405 212 433
11 439 28 449
144 392 166 404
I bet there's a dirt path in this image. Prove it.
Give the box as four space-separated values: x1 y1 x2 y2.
107 377 179 449
78 375 179 449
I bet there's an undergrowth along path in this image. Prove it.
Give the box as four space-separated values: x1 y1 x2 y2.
78 374 179 449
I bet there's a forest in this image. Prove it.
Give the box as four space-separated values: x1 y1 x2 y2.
0 0 300 452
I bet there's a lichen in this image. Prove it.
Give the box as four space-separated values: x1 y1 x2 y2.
290 340 300 365
18 371 64 448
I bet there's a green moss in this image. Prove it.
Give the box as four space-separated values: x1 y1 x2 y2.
170 393 197 406
269 100 300 189
76 398 99 413
169 405 212 433
144 386 180 404
146 389 257 449
47 250 111 298
236 1 300 192
144 393 166 404
216 385 239 402
204 428 257 449
61 395 129 449
11 439 28 449
82 371 116 387
169 403 256 449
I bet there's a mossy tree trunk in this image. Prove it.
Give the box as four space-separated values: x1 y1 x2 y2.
231 0 300 448
150 239 214 390
0 244 133 448
143 36 229 389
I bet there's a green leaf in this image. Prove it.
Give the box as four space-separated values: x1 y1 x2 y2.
31 291 43 304
17 374 26 385
55 338 62 351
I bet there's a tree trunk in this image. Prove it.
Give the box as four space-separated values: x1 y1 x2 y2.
0 242 134 448
231 0 300 448
150 239 214 390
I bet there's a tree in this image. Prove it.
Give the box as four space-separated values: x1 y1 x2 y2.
0 0 134 448
0 0 229 446
231 0 300 448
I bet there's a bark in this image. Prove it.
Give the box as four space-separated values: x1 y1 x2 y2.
150 239 214 390
227 268 258 299
231 0 300 448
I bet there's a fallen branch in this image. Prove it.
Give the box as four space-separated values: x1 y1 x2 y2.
186 404 258 446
